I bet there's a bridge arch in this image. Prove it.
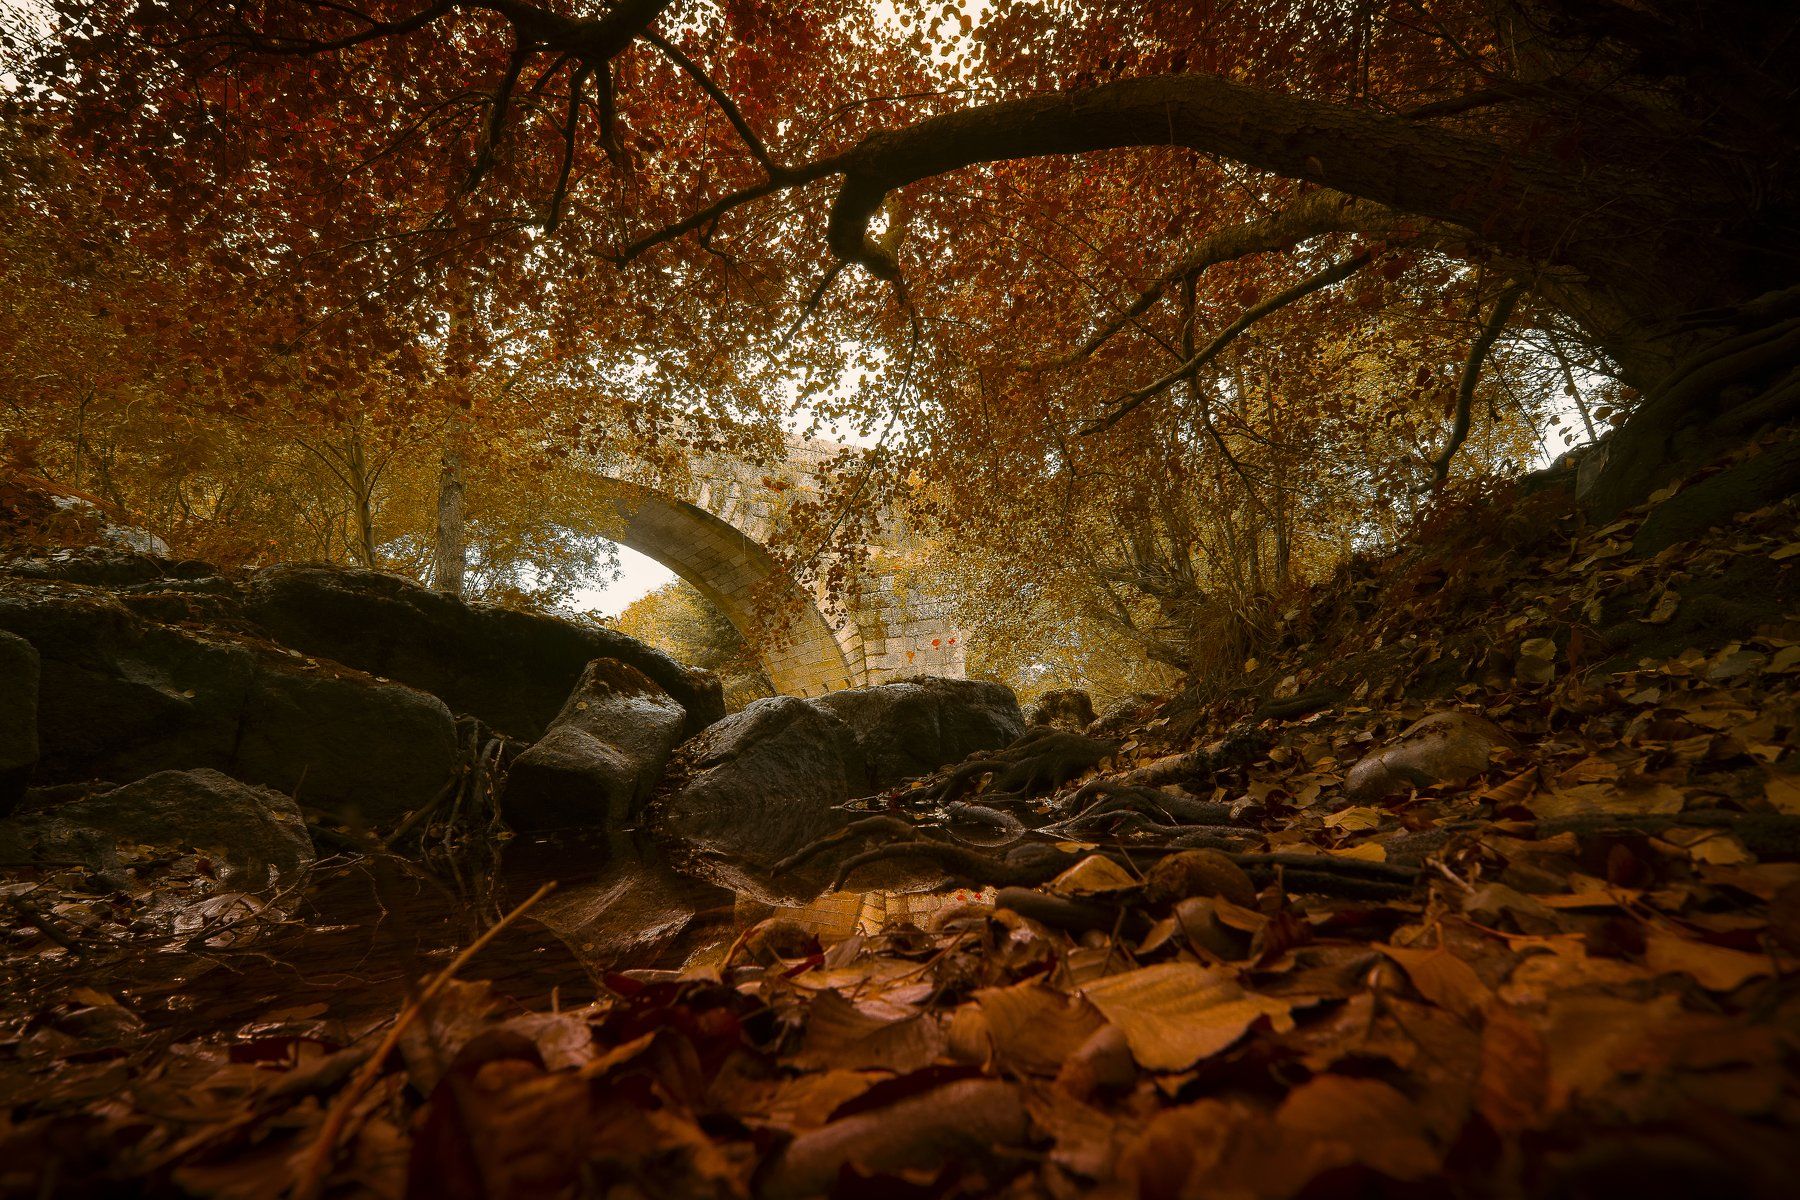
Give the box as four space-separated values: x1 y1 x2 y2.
596 480 858 697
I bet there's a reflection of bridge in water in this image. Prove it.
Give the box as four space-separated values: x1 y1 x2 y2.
595 436 964 697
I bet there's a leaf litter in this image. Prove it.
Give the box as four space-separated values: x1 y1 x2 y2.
4 464 1800 1198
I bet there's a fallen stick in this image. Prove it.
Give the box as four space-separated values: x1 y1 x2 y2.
288 879 556 1200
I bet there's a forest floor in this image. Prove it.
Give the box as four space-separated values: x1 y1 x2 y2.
3 434 1799 1199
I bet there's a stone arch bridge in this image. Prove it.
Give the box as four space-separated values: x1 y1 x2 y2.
595 437 963 697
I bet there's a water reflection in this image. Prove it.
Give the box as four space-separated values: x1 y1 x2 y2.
498 828 990 975
25 828 989 1052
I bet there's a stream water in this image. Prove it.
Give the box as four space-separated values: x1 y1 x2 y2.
73 829 981 1052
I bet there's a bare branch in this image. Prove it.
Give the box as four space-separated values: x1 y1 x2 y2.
1430 280 1526 486
1080 248 1379 435
1055 189 1400 367
784 262 845 342
644 30 781 175
594 58 621 161
545 62 593 231
612 162 838 263
463 42 529 195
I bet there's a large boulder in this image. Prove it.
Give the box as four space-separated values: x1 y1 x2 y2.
243 565 724 739
232 661 460 826
504 659 688 832
657 696 869 865
0 581 458 824
0 582 258 784
1346 711 1518 801
0 630 38 813
3 547 214 590
812 676 1025 791
0 768 313 893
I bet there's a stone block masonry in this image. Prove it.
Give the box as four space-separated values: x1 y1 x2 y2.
595 435 963 696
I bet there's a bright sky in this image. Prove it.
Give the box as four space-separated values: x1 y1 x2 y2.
576 545 675 617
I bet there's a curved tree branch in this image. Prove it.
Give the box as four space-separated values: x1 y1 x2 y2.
1056 190 1403 367
821 73 1651 282
644 29 782 176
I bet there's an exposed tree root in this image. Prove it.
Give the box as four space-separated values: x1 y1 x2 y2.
772 816 924 876
1068 784 1242 826
1231 852 1420 882
994 887 1142 935
911 728 1119 806
1535 811 1800 855
831 840 1081 891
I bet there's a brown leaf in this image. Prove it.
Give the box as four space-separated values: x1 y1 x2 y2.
791 989 944 1073
1475 1007 1548 1134
1142 849 1256 907
973 979 1106 1075
1541 993 1683 1110
759 1079 1028 1200
1381 943 1493 1021
1276 1074 1442 1181
1047 854 1140 896
1642 930 1775 992
1080 962 1293 1071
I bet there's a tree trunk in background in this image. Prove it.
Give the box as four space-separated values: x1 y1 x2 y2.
433 273 473 598
432 430 467 596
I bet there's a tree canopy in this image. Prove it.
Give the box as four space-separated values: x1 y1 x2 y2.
5 0 1796 681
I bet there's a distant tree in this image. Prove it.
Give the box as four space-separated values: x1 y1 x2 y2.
612 580 773 708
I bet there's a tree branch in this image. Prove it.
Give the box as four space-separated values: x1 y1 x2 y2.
545 61 593 230
1430 280 1526 487
819 72 1654 283
1080 248 1378 435
1055 190 1401 367
644 29 781 176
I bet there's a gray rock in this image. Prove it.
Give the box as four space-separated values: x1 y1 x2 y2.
657 696 869 865
1345 711 1518 801
0 631 39 813
1027 688 1096 731
3 547 215 589
812 676 1024 791
0 582 258 784
0 582 457 824
244 565 724 739
232 662 460 826
505 659 687 832
0 768 312 893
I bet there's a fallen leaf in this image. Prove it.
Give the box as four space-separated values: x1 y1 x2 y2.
1381 943 1492 1021
1080 962 1293 1071
1642 931 1775 992
791 989 944 1073
1048 854 1140 896
972 980 1105 1075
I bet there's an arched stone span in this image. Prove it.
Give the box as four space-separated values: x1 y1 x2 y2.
593 436 966 697
596 482 856 698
